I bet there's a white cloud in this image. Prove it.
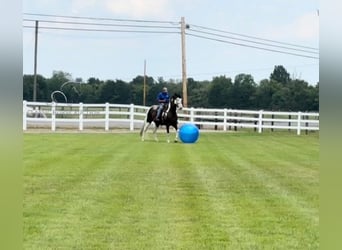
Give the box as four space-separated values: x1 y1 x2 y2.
105 0 172 18
294 12 319 40
261 11 319 43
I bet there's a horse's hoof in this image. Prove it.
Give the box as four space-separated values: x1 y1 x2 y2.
174 140 178 143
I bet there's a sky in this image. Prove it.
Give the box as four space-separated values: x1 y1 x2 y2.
23 0 319 85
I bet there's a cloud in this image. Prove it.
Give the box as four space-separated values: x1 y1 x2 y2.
294 12 319 40
71 0 98 14
259 11 319 44
105 0 172 18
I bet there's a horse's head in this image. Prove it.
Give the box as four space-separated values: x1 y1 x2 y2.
171 93 183 110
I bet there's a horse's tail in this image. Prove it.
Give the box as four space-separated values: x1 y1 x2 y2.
140 108 150 137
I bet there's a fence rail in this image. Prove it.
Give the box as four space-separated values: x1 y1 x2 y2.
23 101 319 135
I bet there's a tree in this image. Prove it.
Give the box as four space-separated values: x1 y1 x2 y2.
270 65 291 85
87 77 102 85
231 74 257 109
188 80 209 107
23 70 319 111
23 74 47 101
99 80 131 104
208 75 232 108
309 83 319 111
271 87 291 110
255 79 282 110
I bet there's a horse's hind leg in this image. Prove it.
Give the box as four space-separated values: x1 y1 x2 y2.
174 128 179 142
166 126 171 143
152 125 159 142
174 125 179 143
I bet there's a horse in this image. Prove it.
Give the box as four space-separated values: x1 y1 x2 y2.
140 94 183 143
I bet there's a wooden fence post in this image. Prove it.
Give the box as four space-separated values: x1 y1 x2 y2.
79 102 83 131
130 103 134 131
105 102 109 131
297 112 302 135
258 110 263 133
51 102 56 131
223 108 227 131
190 107 195 123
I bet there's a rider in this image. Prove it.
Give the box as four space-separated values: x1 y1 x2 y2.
155 87 170 121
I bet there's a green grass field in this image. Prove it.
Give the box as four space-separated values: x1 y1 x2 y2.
23 131 319 249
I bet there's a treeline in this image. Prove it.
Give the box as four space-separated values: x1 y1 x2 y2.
23 65 318 111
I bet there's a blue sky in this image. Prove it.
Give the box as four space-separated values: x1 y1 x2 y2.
23 0 319 85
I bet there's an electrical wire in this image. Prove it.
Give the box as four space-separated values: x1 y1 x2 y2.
188 28 318 55
23 25 179 34
186 33 319 59
23 19 180 30
23 12 179 25
23 13 319 59
189 23 318 51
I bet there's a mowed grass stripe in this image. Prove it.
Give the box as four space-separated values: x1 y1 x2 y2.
197 133 318 249
23 132 319 249
24 134 138 248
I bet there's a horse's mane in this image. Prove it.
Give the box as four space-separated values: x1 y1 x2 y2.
172 93 181 99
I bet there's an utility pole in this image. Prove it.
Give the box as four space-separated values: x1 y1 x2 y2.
180 17 188 107
33 20 38 102
143 59 146 106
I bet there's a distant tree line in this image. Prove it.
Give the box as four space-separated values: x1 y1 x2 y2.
23 65 318 111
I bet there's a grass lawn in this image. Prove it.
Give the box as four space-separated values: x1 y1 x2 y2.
23 131 319 249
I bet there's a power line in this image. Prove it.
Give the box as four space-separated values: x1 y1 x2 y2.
23 12 179 25
23 19 180 30
23 25 179 34
186 33 319 59
23 13 319 59
189 23 318 51
188 29 318 55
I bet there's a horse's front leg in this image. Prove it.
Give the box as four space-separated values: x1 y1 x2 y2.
152 124 159 142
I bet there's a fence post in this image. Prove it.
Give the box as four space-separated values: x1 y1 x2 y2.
79 102 83 131
297 111 302 135
223 108 227 131
130 103 134 131
105 102 109 131
258 110 263 133
228 109 231 130
190 107 195 123
23 101 27 130
51 102 56 131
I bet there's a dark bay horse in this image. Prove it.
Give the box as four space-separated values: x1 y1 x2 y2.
140 94 183 143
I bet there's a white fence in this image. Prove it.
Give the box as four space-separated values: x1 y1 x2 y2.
23 101 319 135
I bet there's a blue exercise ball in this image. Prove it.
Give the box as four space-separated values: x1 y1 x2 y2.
179 123 199 143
